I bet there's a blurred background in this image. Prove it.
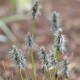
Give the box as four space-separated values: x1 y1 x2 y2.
0 0 80 80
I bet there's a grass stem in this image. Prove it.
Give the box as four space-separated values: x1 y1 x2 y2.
24 70 28 80
30 49 36 80
32 19 35 37
19 68 24 80
42 73 45 80
48 70 52 80
30 17 36 80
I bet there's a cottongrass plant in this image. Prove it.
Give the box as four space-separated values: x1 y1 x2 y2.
25 31 36 80
9 45 27 70
39 46 53 80
31 0 42 38
48 11 71 80
26 1 42 80
9 45 28 80
62 56 70 79
24 32 35 50
24 1 42 79
39 46 48 80
39 46 47 69
8 1 72 80
50 11 61 33
32 0 42 20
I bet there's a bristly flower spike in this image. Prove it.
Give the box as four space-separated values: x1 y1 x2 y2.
9 45 27 70
32 0 42 19
50 11 61 33
39 46 51 71
59 34 66 54
24 32 35 50
49 48 57 66
50 48 59 74
62 56 70 78
50 11 67 54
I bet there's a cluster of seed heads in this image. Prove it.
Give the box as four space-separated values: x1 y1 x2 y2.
9 0 72 79
39 11 70 78
50 11 66 54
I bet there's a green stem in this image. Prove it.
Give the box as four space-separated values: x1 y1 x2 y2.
30 17 36 80
24 70 28 80
54 67 58 80
19 69 24 80
48 70 52 80
55 48 59 80
56 50 59 62
30 49 36 80
53 50 59 80
42 73 45 80
32 19 35 37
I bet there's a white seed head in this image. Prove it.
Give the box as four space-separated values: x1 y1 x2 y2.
50 48 58 67
32 0 42 19
39 46 46 60
59 34 66 53
54 28 62 36
62 57 70 78
39 46 48 64
39 46 51 71
50 11 61 33
9 45 27 70
24 32 35 49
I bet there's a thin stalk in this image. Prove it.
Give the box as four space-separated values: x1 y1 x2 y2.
42 73 45 80
24 70 28 80
56 50 59 62
30 49 36 80
30 17 36 80
54 67 58 80
54 35 60 80
18 68 24 80
52 50 59 80
55 52 59 80
53 68 55 80
48 70 52 80
32 19 35 37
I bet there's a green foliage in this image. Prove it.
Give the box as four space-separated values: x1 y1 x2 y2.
0 20 16 42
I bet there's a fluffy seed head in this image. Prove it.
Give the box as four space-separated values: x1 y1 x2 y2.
39 46 51 71
62 57 70 78
59 34 66 53
50 11 61 33
32 0 42 19
9 45 27 70
25 32 35 49
39 46 48 65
